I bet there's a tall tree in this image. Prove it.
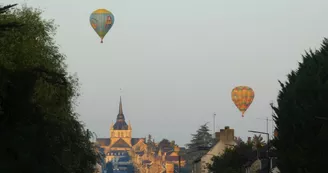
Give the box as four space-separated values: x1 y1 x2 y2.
184 123 214 172
0 5 97 173
186 123 213 149
272 38 328 173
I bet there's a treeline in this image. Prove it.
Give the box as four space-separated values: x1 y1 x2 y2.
0 4 98 173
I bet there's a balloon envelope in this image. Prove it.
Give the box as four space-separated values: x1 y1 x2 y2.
90 9 115 43
231 86 255 117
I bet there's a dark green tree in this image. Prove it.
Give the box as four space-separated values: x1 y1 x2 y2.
184 123 214 172
208 141 253 173
186 123 213 149
0 5 97 173
271 38 328 173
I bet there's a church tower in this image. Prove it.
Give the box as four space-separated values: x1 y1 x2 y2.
109 97 132 147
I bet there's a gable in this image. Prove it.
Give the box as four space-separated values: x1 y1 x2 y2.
131 138 146 146
111 138 131 148
133 139 147 152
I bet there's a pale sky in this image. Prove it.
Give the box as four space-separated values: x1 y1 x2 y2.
5 0 328 146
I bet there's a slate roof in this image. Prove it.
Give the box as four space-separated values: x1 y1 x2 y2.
111 138 131 148
97 138 110 146
131 138 145 145
96 137 145 147
165 155 185 162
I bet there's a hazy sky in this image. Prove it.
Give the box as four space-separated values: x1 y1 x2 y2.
5 0 328 146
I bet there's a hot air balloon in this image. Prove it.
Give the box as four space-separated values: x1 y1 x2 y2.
231 86 255 117
90 9 115 43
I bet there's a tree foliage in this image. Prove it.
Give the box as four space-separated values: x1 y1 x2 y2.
251 135 266 150
0 5 97 173
272 38 328 173
208 142 253 173
0 4 22 34
186 123 214 149
184 123 214 172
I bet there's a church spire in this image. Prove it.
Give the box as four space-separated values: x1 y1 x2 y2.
113 96 128 130
119 96 123 115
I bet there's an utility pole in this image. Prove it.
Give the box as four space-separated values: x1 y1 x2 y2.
256 117 273 141
266 117 268 134
213 112 216 138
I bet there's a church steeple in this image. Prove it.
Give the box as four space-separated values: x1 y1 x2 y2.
117 96 125 121
113 96 128 130
119 96 123 115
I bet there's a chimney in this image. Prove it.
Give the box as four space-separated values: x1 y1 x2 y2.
219 126 234 143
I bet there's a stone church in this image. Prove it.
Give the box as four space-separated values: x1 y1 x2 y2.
96 97 147 163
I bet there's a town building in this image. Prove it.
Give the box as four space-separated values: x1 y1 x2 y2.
96 97 146 163
193 126 237 173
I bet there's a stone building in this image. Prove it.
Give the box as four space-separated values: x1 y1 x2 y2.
96 97 146 163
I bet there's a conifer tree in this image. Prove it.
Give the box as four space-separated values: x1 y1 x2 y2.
272 38 328 173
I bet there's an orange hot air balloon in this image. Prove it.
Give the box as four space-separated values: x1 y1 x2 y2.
231 86 255 117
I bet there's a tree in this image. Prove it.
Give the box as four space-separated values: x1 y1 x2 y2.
271 38 328 173
208 141 253 173
0 4 22 33
146 134 153 144
158 138 171 148
251 134 266 158
0 5 97 173
184 123 214 172
252 135 266 149
170 140 177 148
186 123 213 149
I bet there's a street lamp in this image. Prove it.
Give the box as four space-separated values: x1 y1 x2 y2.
248 130 270 173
